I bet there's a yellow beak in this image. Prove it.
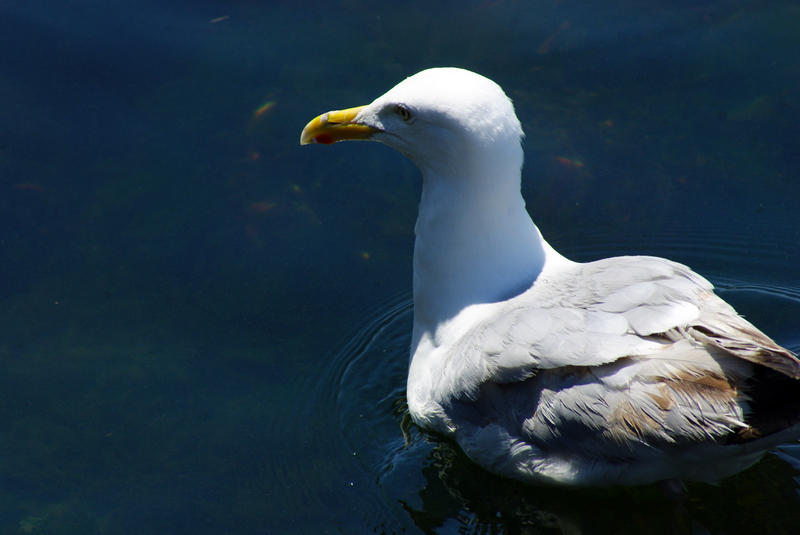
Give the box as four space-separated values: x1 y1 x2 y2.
299 105 379 145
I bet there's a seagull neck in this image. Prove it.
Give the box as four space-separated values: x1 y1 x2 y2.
412 158 546 341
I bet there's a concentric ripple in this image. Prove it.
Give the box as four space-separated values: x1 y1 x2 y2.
562 224 800 279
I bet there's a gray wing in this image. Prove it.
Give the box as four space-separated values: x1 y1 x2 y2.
443 256 800 475
447 255 799 399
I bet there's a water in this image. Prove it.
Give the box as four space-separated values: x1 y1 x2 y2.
1 1 799 533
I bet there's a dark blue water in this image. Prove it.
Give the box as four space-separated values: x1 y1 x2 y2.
1 1 799 533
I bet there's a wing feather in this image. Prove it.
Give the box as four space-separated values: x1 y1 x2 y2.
441 255 800 404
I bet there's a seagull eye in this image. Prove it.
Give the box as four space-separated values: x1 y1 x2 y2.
395 105 412 122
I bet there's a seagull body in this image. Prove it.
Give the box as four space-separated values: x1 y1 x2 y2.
301 68 800 485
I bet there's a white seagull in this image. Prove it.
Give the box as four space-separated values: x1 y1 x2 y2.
300 67 800 486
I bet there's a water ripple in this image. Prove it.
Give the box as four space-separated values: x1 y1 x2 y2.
561 225 800 273
291 291 415 531
713 278 800 304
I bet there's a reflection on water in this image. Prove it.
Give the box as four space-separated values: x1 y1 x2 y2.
325 274 800 534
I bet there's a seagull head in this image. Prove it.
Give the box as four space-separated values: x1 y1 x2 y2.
300 67 524 177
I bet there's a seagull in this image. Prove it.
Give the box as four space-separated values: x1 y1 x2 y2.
300 67 800 485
